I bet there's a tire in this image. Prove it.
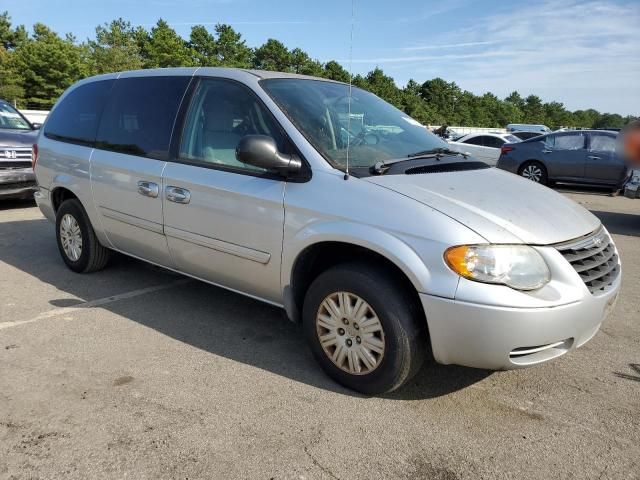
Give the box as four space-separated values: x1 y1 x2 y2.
519 161 548 185
56 199 110 273
302 263 427 394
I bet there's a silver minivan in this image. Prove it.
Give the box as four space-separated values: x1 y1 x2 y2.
34 68 621 394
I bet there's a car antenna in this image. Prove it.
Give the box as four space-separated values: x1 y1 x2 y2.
344 0 356 181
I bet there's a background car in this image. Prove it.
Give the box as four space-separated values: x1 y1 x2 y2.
447 132 521 165
496 129 631 189
511 130 543 141
0 99 38 200
506 123 551 134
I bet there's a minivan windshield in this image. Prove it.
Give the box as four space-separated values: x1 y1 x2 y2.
0 101 32 130
261 79 448 169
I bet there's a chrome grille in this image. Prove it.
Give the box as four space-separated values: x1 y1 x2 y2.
556 228 620 295
0 160 32 170
0 147 32 162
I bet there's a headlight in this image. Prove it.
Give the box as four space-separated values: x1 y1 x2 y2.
444 244 550 290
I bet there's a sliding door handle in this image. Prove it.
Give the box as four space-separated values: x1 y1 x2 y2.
166 186 191 204
137 181 159 198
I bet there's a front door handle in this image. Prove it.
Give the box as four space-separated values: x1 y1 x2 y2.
166 186 191 204
542 149 552 153
137 181 159 198
588 155 601 160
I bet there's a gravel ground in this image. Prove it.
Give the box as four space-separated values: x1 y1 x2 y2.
1 189 638 480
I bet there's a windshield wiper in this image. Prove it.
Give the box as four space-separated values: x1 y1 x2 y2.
407 147 468 159
371 148 468 174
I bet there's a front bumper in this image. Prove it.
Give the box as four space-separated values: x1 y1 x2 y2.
420 272 620 370
0 168 37 199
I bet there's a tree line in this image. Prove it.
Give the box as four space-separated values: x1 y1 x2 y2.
0 12 635 129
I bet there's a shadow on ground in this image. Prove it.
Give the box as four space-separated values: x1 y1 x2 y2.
0 198 36 211
0 217 489 399
590 210 640 237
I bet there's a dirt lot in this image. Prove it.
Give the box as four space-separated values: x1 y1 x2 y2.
1 188 639 479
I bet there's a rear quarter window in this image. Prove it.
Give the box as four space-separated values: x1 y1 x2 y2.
44 80 115 145
95 76 190 160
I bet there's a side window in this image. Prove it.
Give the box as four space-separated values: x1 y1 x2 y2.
179 79 287 173
543 135 555 148
44 80 114 145
463 136 485 146
554 133 585 150
483 136 505 148
590 134 616 153
96 76 190 160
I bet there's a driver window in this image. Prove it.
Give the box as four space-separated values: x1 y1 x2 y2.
179 79 286 173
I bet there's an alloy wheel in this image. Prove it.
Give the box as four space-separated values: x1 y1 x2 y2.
521 164 543 182
59 213 83 261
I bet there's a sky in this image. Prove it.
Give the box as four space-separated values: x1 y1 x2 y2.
6 0 640 115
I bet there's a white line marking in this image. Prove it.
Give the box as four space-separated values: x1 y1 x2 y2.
0 279 190 331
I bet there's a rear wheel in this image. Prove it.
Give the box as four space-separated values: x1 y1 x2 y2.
56 199 110 273
303 263 426 394
519 161 548 185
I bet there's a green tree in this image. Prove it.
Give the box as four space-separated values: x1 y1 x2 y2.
290 48 323 76
10 23 90 108
419 78 461 125
214 24 252 67
505 91 525 111
0 12 27 103
522 95 546 124
402 80 437 125
189 25 217 66
592 113 625 129
0 11 27 50
0 47 24 103
363 67 402 106
141 19 194 68
89 19 143 74
322 60 350 82
252 38 291 71
544 101 572 128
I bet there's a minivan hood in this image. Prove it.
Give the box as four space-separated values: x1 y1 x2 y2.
364 167 600 244
0 129 38 148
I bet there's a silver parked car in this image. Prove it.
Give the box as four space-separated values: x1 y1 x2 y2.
34 68 621 394
0 99 39 199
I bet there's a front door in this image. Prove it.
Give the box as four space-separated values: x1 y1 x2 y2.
90 75 190 266
162 78 292 303
585 133 627 185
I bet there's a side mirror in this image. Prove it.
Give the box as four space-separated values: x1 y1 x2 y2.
236 135 301 176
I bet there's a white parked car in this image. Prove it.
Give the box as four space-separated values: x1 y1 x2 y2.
448 132 521 166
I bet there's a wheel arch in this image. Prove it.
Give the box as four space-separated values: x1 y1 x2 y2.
282 223 432 325
51 185 79 213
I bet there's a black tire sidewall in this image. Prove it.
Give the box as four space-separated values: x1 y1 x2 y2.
55 200 93 273
302 264 424 394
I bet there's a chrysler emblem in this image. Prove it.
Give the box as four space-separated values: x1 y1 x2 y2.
3 150 17 159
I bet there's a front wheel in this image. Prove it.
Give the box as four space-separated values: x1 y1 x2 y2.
302 263 427 394
519 161 548 185
56 199 110 273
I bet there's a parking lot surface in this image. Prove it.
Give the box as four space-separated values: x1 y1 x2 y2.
1 189 639 479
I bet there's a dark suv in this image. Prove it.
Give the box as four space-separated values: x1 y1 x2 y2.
0 99 39 199
497 129 630 189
